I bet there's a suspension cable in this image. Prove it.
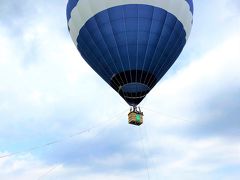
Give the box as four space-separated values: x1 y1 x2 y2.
139 126 150 180
0 109 128 159
37 164 61 180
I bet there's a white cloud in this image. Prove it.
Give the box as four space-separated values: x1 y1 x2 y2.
0 153 54 180
1 133 240 180
148 137 240 180
0 151 145 180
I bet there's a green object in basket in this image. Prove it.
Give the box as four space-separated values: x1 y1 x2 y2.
136 114 141 122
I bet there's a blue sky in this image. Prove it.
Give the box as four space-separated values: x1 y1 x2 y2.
0 0 240 179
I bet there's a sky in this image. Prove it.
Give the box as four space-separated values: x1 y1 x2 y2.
0 0 240 179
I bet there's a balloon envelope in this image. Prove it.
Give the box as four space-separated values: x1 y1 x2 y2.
67 0 193 106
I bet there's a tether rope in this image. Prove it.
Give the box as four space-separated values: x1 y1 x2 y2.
0 109 128 159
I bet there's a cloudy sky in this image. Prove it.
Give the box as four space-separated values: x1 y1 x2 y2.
0 0 240 179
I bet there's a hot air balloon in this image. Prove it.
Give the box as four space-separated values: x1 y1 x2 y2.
66 0 193 125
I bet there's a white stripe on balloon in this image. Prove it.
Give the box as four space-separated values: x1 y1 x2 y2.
68 0 193 46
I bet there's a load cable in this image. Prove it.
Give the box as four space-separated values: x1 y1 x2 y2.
37 164 61 180
139 126 151 180
0 109 128 159
35 109 127 180
142 106 190 123
142 106 240 136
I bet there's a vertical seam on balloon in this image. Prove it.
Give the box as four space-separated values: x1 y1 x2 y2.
148 34 185 89
147 26 185 89
90 7 129 96
71 4 116 82
142 10 168 85
78 38 110 82
85 2 117 77
106 8 129 100
139 6 155 98
122 6 134 100
136 5 140 99
146 4 186 86
78 35 121 88
156 30 186 82
79 31 115 84
145 16 178 86
88 6 126 91
83 2 124 90
147 2 190 88
158 41 185 86
157 29 185 79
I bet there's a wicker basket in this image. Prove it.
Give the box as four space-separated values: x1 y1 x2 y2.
128 111 143 126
